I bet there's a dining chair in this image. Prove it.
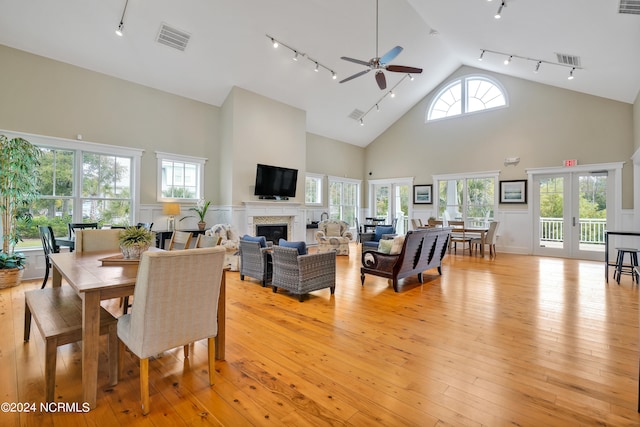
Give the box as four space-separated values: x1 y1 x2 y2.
67 222 99 239
75 229 122 253
167 230 193 250
117 246 226 415
448 220 471 254
38 226 60 289
195 234 221 248
411 218 423 230
136 222 153 230
472 221 500 258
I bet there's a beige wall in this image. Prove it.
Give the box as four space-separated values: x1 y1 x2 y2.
0 45 220 205
366 65 635 208
634 91 640 152
224 87 307 205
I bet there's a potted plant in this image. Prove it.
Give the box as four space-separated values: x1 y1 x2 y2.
118 226 154 259
181 199 211 230
0 135 42 288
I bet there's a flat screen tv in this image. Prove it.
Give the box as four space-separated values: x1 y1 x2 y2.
254 163 298 200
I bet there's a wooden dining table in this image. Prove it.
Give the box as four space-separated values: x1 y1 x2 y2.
49 248 227 409
419 224 489 256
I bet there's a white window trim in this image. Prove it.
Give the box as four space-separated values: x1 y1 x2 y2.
305 172 324 206
0 128 143 223
328 175 362 222
426 74 509 123
156 151 207 202
433 170 500 222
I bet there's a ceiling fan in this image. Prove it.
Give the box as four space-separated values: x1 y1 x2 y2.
339 0 423 90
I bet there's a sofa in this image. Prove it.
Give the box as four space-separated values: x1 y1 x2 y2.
315 220 353 255
361 227 451 292
206 224 240 270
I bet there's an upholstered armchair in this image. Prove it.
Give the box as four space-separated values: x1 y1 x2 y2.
271 245 336 301
239 238 273 286
206 224 240 270
315 219 353 255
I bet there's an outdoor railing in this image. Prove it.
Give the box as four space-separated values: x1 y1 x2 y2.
539 217 606 244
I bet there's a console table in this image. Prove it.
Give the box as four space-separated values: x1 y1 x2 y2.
155 229 206 249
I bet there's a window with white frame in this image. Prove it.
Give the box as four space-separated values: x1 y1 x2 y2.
2 130 143 249
305 173 323 205
434 172 498 227
427 75 507 121
156 152 206 202
328 176 360 226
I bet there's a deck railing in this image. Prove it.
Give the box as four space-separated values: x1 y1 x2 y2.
540 217 606 244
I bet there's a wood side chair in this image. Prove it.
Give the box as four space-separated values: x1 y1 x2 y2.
167 230 193 250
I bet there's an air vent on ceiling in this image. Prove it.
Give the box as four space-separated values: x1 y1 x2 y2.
619 0 640 14
348 109 365 120
555 53 582 68
156 23 191 51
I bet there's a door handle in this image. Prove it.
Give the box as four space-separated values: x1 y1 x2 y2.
572 217 576 227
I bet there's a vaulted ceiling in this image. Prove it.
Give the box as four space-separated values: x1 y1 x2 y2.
0 0 638 147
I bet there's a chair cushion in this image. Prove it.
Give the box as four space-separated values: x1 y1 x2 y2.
377 239 393 254
279 239 307 255
242 234 267 247
374 226 395 241
325 222 341 237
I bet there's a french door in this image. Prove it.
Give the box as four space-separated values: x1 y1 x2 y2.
370 179 411 235
533 171 610 260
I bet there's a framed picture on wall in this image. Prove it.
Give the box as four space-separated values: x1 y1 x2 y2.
499 179 527 203
413 185 433 204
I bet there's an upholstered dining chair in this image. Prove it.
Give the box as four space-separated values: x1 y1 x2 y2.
75 228 121 253
271 245 336 302
38 225 60 289
167 230 193 250
117 246 226 415
472 221 500 258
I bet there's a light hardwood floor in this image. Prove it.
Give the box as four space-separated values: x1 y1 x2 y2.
1 245 639 426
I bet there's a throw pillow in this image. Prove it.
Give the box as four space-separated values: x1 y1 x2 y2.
374 225 395 241
378 239 393 254
325 222 341 237
279 239 307 255
241 234 267 248
389 235 405 255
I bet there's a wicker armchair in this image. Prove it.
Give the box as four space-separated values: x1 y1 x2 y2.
239 240 273 286
315 219 353 255
271 246 336 302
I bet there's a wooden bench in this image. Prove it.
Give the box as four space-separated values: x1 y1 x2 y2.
361 227 451 292
24 287 118 402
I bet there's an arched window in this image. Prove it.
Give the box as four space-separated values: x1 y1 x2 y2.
427 75 507 121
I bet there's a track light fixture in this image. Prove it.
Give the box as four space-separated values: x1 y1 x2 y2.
408 74 414 81
495 1 505 19
479 49 581 80
478 50 485 61
115 0 129 36
357 74 412 127
265 34 337 81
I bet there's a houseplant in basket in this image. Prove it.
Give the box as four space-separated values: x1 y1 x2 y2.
118 226 154 259
0 135 42 288
181 199 211 230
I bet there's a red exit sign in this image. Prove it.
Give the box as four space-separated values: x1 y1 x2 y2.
564 159 578 167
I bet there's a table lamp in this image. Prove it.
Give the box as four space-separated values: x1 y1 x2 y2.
162 203 181 231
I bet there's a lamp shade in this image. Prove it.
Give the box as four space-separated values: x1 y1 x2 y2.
162 203 181 216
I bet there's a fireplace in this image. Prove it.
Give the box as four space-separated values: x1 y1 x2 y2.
256 223 288 245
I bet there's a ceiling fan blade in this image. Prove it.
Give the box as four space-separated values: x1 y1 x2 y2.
340 56 371 67
339 69 370 84
379 46 403 65
386 65 423 74
375 70 387 90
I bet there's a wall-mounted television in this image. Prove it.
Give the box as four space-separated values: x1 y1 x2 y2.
254 163 298 200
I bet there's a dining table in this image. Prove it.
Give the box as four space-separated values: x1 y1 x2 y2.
419 224 490 256
49 248 227 409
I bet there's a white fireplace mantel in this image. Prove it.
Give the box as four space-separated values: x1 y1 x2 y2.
243 201 303 241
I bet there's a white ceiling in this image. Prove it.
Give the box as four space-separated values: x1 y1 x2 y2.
0 0 638 147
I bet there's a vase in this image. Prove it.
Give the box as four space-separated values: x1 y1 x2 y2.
0 267 24 289
198 221 206 231
120 243 150 259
